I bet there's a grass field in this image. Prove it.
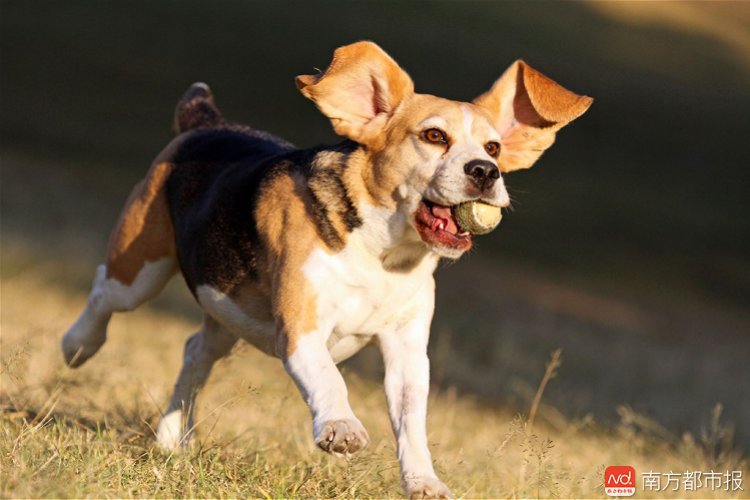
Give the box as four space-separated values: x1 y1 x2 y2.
2 1 750 498
1 264 747 498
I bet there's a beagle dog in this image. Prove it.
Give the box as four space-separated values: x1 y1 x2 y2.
62 41 591 498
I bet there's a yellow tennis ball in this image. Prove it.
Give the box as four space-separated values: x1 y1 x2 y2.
454 201 502 235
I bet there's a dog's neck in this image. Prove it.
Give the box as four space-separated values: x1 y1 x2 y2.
341 145 437 273
308 141 436 273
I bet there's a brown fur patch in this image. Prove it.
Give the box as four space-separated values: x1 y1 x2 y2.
106 162 176 284
255 172 322 358
296 41 414 149
473 60 593 173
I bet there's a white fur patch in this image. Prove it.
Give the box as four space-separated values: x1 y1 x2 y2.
156 408 184 450
195 286 275 355
105 258 175 311
377 282 440 482
301 229 438 363
62 258 175 366
285 332 356 420
461 105 474 138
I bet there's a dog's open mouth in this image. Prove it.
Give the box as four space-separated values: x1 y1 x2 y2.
414 199 473 252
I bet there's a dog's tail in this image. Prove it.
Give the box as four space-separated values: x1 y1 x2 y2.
174 82 225 134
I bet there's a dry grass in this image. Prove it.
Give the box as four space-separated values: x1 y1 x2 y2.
1 263 747 498
2 2 750 496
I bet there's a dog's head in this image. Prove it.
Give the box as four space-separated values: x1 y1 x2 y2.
297 41 592 259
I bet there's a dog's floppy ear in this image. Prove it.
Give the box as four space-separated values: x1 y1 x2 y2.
296 41 414 147
474 60 592 173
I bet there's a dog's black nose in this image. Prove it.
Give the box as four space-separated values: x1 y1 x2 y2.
464 159 500 191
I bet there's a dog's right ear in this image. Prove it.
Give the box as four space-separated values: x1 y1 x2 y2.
296 41 414 148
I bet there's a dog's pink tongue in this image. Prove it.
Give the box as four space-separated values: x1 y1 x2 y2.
430 205 458 234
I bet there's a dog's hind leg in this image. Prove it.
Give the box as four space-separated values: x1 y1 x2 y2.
156 316 237 450
62 161 177 367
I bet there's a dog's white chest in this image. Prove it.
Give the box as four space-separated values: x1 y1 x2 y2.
302 235 437 361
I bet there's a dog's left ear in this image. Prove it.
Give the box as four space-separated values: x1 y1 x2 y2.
474 60 593 173
296 41 414 148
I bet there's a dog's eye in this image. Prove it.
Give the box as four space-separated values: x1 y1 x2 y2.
421 128 448 145
484 141 500 157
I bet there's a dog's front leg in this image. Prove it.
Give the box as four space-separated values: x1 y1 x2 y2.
379 286 453 499
281 330 369 455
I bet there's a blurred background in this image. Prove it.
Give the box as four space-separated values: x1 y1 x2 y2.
2 1 749 450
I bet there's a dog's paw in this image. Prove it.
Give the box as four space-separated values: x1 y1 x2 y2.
155 410 188 451
314 418 369 455
62 317 108 368
403 475 453 499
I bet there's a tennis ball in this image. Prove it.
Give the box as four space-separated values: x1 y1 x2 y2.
454 201 502 235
